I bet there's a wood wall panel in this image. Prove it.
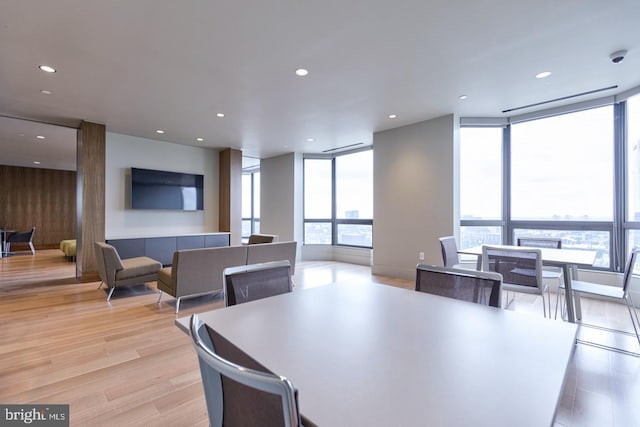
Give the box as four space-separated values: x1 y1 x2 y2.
0 165 76 248
76 121 105 279
218 148 242 246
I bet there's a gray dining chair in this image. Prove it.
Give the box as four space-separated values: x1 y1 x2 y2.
482 245 550 317
415 264 503 308
555 249 640 354
189 314 303 427
516 237 562 249
438 236 463 268
516 236 564 284
223 260 293 307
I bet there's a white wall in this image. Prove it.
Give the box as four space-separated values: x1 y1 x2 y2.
372 114 457 279
105 132 219 238
260 153 303 257
302 245 373 266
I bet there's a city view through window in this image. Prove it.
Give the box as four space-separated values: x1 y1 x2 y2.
459 103 638 270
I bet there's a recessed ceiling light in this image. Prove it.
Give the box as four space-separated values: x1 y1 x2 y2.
156 130 165 134
33 161 41 165
196 137 204 142
535 71 552 79
388 114 397 119
36 135 45 139
216 113 225 118
306 138 314 142
39 65 56 73
458 95 468 100
40 90 52 95
295 68 309 76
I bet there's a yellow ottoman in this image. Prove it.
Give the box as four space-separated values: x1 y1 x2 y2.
60 239 77 260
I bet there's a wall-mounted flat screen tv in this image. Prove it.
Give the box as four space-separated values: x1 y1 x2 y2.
130 167 204 211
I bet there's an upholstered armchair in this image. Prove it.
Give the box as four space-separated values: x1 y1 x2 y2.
94 242 162 302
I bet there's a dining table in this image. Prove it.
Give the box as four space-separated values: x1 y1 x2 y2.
458 244 598 323
176 282 578 426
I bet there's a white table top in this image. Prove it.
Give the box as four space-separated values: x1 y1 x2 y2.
177 283 577 426
460 244 597 267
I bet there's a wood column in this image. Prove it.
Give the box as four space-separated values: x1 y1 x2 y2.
76 121 105 280
219 148 242 246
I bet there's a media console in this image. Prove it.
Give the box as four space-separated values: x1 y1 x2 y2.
106 232 230 266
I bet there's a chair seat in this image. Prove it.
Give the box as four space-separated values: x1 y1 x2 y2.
560 280 624 299
541 269 562 279
116 257 162 280
503 282 548 296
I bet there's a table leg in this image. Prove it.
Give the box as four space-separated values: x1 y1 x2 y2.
475 254 482 271
562 264 576 323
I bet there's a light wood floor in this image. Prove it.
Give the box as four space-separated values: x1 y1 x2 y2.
1 250 639 426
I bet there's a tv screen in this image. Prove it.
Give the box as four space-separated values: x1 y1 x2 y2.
130 167 204 211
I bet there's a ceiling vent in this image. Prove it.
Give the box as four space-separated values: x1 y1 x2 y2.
502 85 618 113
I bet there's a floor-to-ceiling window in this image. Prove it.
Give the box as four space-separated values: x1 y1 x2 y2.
510 106 614 268
460 100 628 271
626 93 640 255
304 149 373 248
459 127 504 250
242 170 260 240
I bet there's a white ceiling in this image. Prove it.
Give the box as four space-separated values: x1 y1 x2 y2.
1 0 639 169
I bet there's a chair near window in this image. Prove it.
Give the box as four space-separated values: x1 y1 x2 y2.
438 236 464 268
415 264 503 308
555 249 640 354
517 236 564 283
482 246 551 317
517 237 562 249
223 260 293 307
189 314 303 427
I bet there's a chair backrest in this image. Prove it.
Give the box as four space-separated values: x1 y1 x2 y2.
248 234 279 244
415 264 503 308
482 246 543 290
438 236 460 267
8 227 36 243
224 260 293 307
622 249 640 294
189 314 301 427
246 241 297 274
517 237 562 249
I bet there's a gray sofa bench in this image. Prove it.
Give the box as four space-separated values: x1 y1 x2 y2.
157 241 297 312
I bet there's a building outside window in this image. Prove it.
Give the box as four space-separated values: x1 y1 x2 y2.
304 149 373 248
